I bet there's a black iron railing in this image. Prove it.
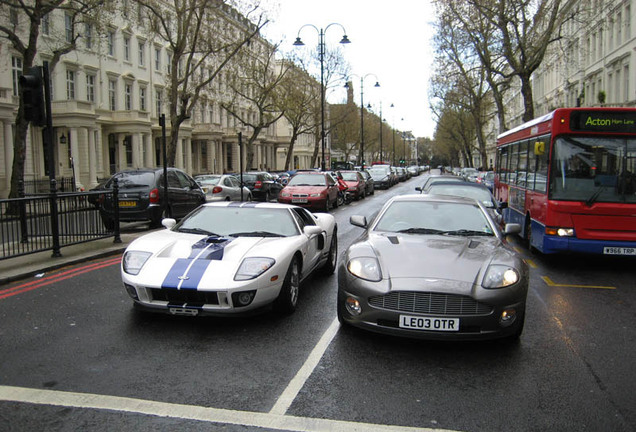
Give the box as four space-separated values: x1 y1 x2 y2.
0 179 121 260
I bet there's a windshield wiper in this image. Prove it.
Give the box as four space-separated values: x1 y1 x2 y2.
177 227 220 236
229 231 284 237
440 229 493 237
585 185 606 207
396 228 444 235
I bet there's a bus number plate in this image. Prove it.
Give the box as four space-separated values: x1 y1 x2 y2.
603 247 636 256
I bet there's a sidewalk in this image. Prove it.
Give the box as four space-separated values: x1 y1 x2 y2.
0 232 141 285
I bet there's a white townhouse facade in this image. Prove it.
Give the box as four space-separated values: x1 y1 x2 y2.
478 0 636 168
0 1 320 198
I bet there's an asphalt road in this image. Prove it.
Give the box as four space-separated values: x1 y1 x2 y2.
1 174 634 432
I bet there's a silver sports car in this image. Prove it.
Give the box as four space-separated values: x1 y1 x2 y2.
122 202 337 316
337 194 528 341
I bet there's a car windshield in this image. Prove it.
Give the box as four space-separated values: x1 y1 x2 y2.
197 177 221 186
288 174 326 186
549 136 636 204
108 172 154 188
422 176 464 190
175 206 300 237
368 168 389 176
374 200 494 235
427 185 495 208
341 172 359 181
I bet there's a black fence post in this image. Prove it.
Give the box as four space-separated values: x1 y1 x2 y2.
113 177 121 243
50 178 61 257
18 180 28 244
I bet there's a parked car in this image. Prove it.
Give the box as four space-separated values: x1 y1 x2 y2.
360 169 375 196
478 171 495 192
98 168 206 229
241 171 283 202
367 165 393 189
277 171 339 212
338 170 367 200
416 174 465 193
195 174 252 202
461 167 480 182
424 181 505 223
121 202 338 316
337 194 528 341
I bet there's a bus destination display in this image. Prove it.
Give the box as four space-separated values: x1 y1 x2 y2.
570 111 636 133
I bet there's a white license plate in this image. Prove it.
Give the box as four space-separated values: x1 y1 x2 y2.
292 198 308 203
399 315 459 332
169 307 199 316
603 247 636 256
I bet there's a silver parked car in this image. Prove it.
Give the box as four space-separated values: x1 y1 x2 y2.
337 194 528 341
195 174 252 202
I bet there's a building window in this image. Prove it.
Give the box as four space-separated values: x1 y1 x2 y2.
12 56 22 97
85 24 93 49
138 41 145 66
156 89 163 117
107 30 115 56
65 14 73 43
125 83 132 110
155 47 161 71
124 36 130 61
42 13 50 35
109 79 117 111
139 86 146 111
86 74 95 103
66 70 76 100
167 53 172 74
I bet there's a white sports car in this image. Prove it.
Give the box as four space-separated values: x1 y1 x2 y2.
121 201 338 316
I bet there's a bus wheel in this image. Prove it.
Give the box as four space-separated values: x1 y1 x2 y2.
525 217 535 253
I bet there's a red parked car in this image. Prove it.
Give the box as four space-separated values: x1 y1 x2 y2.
277 172 339 212
338 170 367 200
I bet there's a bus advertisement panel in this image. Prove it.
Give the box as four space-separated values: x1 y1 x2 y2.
495 107 636 255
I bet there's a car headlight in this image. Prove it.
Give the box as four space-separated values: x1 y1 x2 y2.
234 257 275 281
281 192 290 197
347 257 382 282
122 251 152 275
310 193 322 197
482 265 520 289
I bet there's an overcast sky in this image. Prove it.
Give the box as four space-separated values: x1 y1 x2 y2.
258 0 438 138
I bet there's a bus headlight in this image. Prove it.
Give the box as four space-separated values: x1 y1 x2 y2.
546 227 575 237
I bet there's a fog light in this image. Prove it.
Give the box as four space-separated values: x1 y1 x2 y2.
345 297 362 315
500 309 517 327
232 290 256 307
124 283 138 300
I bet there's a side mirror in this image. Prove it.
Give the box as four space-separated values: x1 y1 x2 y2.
162 218 177 229
303 225 323 237
415 187 422 192
499 201 508 209
503 223 521 235
350 215 368 228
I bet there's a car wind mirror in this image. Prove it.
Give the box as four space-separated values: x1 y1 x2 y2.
350 215 367 228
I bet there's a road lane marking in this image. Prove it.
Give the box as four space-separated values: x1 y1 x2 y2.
0 257 121 301
524 259 537 268
542 276 615 290
270 317 340 415
0 385 457 432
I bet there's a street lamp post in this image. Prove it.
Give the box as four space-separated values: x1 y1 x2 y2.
294 24 350 171
390 103 396 166
346 74 379 167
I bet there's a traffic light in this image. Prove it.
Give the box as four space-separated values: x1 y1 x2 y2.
19 66 46 126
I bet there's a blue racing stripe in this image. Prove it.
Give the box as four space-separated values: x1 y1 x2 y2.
161 237 232 290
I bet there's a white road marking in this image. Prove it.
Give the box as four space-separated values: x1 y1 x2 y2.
270 317 340 415
0 385 458 432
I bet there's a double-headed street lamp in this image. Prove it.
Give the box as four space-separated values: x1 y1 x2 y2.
345 74 379 167
294 24 350 171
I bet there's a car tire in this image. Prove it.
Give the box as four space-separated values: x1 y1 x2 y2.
321 231 338 275
274 256 300 315
246 193 252 202
264 191 271 202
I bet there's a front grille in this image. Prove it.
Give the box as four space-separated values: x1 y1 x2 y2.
369 291 492 316
292 193 309 198
149 288 219 305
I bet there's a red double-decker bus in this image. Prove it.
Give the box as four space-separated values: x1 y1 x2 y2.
494 107 636 255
